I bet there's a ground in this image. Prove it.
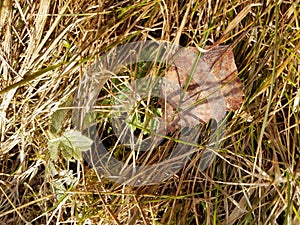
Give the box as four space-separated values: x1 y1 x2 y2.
0 0 300 224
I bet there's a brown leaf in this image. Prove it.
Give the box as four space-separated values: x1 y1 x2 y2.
160 45 244 130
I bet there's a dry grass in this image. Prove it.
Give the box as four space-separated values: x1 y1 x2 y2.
0 0 300 224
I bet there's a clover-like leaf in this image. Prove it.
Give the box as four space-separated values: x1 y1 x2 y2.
48 129 93 161
62 129 93 152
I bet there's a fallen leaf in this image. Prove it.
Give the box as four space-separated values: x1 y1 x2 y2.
160 45 244 130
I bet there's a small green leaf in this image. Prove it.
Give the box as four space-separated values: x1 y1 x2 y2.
47 129 93 161
48 139 60 160
57 129 93 160
62 39 71 50
47 131 62 160
48 130 58 140
60 142 74 161
61 141 82 161
50 97 73 134
62 129 93 152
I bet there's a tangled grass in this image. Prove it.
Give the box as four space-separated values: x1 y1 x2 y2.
0 0 300 224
